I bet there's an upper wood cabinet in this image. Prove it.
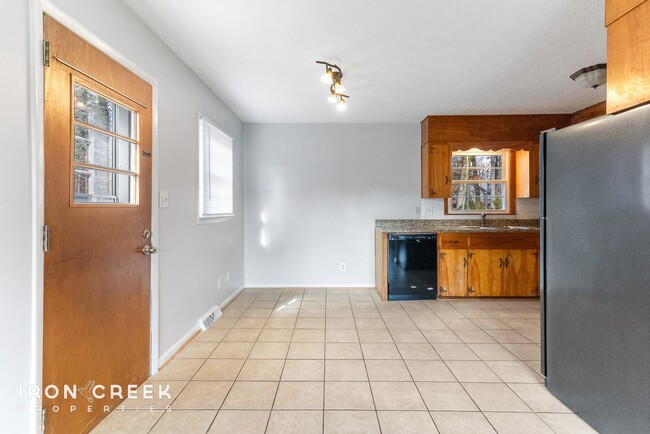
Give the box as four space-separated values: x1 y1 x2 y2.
420 115 571 200
421 143 451 198
515 142 540 198
606 0 650 113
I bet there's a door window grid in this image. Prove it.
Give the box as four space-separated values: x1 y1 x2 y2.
71 81 139 205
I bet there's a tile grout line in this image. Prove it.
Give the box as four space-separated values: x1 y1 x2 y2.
263 287 304 433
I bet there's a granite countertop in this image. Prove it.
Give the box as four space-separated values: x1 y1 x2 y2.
375 219 540 233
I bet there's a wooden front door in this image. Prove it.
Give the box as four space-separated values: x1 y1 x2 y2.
43 15 153 433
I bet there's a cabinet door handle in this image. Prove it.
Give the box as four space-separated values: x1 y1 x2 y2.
430 189 435 195
504 258 509 268
439 286 447 293
445 175 449 184
463 257 466 267
499 258 503 268
535 175 539 185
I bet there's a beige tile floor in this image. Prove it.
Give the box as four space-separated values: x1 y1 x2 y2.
93 288 598 433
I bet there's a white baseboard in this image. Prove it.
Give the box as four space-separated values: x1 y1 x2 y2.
158 323 201 367
158 286 245 367
220 285 246 306
245 284 375 288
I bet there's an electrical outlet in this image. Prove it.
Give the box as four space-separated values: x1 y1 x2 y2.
159 191 169 208
218 277 222 290
226 271 230 282
340 262 346 272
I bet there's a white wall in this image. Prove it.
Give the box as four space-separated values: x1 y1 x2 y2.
244 123 422 286
244 123 541 287
0 1 36 432
421 198 541 220
2 1 244 431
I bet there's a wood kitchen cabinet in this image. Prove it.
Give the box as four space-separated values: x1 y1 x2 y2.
515 142 540 198
467 249 504 297
502 249 540 297
421 143 451 198
606 0 650 113
437 233 540 297
420 115 571 200
438 249 467 296
437 233 468 296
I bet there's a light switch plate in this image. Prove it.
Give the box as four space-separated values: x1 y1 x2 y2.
159 191 169 208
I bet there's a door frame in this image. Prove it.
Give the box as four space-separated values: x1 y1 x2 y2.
28 1 160 430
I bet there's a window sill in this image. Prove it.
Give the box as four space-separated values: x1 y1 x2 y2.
198 214 235 224
445 212 516 216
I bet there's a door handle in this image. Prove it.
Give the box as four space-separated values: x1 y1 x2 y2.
445 175 449 184
499 258 503 268
463 257 466 267
142 245 158 255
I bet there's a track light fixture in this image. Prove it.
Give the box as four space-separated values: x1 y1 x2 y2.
317 60 349 110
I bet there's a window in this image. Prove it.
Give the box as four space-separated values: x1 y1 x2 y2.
199 115 234 220
447 150 511 214
73 82 138 205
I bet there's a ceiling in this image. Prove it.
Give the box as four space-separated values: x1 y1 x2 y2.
124 0 607 123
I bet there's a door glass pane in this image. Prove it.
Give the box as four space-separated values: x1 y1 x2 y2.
74 167 136 204
74 84 136 139
74 125 136 172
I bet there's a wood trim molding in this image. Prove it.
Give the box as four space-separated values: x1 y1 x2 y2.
421 114 571 144
605 0 647 26
570 101 607 125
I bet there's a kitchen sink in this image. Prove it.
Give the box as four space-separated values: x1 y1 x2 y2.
458 225 500 230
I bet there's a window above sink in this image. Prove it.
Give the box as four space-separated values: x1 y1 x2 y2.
446 149 513 215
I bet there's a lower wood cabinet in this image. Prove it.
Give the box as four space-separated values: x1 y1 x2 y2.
467 249 503 297
502 249 540 296
438 249 467 296
438 233 540 297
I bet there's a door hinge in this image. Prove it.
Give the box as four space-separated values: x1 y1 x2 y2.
43 40 50 67
41 408 46 433
43 225 49 252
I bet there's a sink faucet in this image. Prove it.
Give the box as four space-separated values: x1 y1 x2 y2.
480 213 487 227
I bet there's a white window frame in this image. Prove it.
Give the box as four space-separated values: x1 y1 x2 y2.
198 113 234 223
446 149 512 215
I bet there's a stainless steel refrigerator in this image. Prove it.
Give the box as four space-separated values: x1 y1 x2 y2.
540 103 650 433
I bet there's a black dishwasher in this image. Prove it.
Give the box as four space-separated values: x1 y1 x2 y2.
388 234 437 300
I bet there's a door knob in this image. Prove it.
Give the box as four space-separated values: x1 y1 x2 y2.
142 245 158 255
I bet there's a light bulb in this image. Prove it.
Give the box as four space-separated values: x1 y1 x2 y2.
337 97 346 111
328 93 338 103
334 81 345 93
321 68 332 83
